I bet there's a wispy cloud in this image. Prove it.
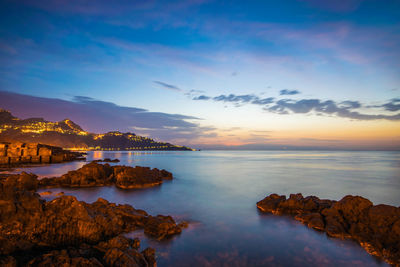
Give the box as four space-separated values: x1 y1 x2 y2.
266 99 400 120
193 94 275 106
153 81 182 92
192 92 400 121
280 89 300 95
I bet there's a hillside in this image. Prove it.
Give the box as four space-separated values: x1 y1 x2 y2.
0 109 192 151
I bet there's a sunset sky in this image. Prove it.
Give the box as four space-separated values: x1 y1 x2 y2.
1 0 399 149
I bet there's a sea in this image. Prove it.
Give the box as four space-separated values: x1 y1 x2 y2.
9 150 400 266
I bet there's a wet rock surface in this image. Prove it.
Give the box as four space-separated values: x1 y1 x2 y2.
257 193 400 265
0 172 184 266
92 158 120 163
39 162 173 189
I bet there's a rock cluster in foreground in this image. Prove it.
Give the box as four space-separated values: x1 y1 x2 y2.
39 162 173 189
257 193 400 266
0 172 185 266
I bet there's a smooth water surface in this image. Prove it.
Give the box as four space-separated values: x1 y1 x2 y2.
12 150 400 266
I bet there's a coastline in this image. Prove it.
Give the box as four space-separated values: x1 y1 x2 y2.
1 150 399 266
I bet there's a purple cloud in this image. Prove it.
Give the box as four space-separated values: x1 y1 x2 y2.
0 90 215 143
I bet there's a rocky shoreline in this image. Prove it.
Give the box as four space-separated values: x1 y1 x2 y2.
39 162 173 189
257 193 400 266
0 167 185 266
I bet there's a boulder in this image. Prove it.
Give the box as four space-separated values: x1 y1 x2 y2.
144 215 183 240
113 166 170 189
39 162 173 190
257 193 400 265
2 172 38 193
40 162 114 188
256 194 286 213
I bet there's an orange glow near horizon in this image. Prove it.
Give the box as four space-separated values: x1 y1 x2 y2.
181 116 400 149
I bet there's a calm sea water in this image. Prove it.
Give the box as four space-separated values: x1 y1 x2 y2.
10 150 400 266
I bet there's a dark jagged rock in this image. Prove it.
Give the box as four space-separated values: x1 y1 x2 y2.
39 162 114 188
39 162 173 189
27 248 104 266
257 193 400 265
26 235 156 267
92 158 120 163
143 215 182 240
2 171 38 192
0 172 184 266
0 255 17 267
113 165 172 189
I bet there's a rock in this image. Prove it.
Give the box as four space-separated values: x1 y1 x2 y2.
257 193 400 265
113 166 170 189
142 247 157 267
27 249 104 267
103 158 120 163
144 215 182 240
38 162 173 190
2 172 38 192
95 235 141 252
97 235 153 267
256 194 286 214
26 235 154 267
103 247 148 267
160 169 173 180
295 213 325 231
0 256 17 267
257 193 335 216
0 174 185 265
92 158 120 163
39 191 52 196
178 221 189 229
39 162 114 188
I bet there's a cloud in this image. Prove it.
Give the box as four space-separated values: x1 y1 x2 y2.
193 95 211 100
192 92 400 121
251 97 275 105
0 90 215 144
266 99 400 120
153 81 182 92
280 89 300 95
213 94 255 103
381 98 400 112
193 93 275 105
340 100 362 109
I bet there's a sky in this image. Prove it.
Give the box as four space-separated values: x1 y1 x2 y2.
0 0 399 150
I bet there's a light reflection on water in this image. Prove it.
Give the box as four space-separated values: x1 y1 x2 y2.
15 150 400 266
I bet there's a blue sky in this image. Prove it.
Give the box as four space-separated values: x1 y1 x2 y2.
0 0 399 149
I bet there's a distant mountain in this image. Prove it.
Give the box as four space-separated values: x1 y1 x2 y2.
0 109 193 151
